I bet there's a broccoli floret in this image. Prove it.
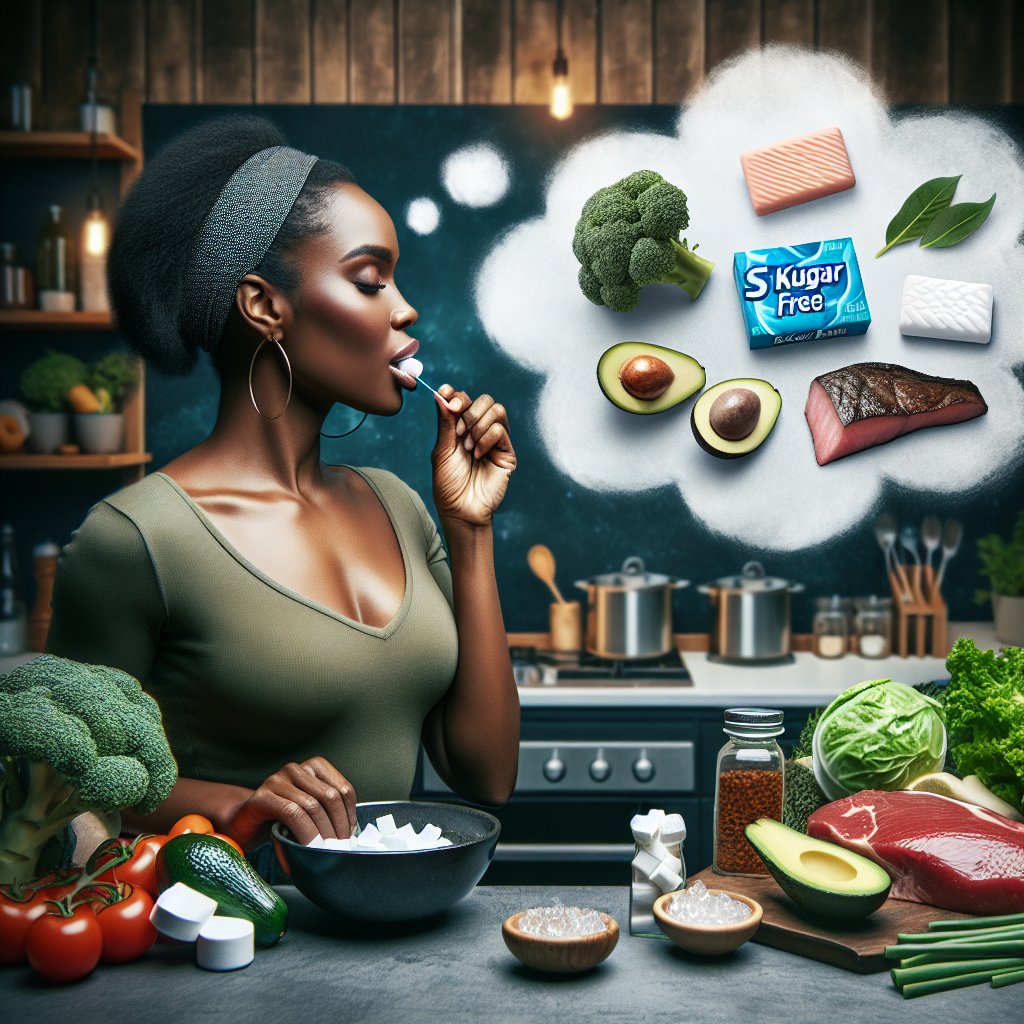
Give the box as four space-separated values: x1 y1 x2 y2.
572 170 715 311
782 759 828 834
0 654 178 884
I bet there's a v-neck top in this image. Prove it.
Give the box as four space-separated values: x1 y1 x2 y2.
45 467 459 801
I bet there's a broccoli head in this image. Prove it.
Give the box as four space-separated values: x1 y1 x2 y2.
0 654 178 883
573 170 714 311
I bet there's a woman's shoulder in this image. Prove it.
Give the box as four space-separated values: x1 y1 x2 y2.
346 466 437 540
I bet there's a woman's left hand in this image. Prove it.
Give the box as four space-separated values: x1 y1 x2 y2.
431 384 516 527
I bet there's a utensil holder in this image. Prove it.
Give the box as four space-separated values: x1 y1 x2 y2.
549 600 582 652
888 565 947 657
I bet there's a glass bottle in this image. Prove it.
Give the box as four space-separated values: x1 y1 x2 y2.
813 595 849 658
713 707 784 876
37 204 76 306
856 596 892 659
0 523 27 655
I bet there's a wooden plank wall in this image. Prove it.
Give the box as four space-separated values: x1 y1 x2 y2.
1 0 1021 130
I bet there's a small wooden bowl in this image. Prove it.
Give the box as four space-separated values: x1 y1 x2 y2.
652 890 762 955
502 910 619 973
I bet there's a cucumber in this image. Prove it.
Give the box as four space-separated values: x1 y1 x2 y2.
157 834 287 947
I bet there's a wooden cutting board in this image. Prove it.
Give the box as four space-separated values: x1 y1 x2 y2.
689 866 970 974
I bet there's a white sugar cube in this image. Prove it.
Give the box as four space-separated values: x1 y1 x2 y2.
323 837 352 850
630 813 660 846
305 834 327 849
381 833 413 850
358 824 380 842
649 861 683 894
900 274 994 344
355 832 386 849
632 848 662 880
660 814 686 846
375 814 398 835
396 823 416 837
436 837 453 847
418 823 443 843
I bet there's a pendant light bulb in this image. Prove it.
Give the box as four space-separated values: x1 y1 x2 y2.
550 49 573 120
83 192 109 257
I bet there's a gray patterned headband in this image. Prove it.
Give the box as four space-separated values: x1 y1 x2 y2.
180 145 318 353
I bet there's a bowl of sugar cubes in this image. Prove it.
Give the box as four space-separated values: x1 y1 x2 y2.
272 800 500 923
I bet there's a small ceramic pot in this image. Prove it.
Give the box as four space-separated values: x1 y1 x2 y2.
993 594 1024 645
26 411 69 453
75 412 124 454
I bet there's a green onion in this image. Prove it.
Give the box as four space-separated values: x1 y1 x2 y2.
891 957 1024 988
991 967 1024 989
886 941 1024 960
929 912 1024 932
897 925 1024 944
901 966 1014 999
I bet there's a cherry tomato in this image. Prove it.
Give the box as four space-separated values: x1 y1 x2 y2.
95 883 156 964
26 904 103 983
96 835 168 898
169 814 215 837
210 832 245 856
0 886 50 965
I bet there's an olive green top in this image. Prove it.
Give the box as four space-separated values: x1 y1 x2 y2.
46 468 459 801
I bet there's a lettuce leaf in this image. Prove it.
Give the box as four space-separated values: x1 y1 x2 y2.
944 638 1024 812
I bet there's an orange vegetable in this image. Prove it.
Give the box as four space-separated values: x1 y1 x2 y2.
168 813 215 838
67 384 102 413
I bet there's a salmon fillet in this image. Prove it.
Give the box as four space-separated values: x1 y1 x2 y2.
808 790 1024 914
804 361 987 465
741 127 856 216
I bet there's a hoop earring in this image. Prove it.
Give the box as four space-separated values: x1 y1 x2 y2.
320 410 369 439
248 334 292 421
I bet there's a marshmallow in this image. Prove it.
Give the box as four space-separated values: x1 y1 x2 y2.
150 883 217 942
649 861 684 894
660 814 687 846
323 837 352 850
196 916 255 971
397 356 423 379
381 833 413 850
630 812 661 846
632 848 662 879
418 823 443 843
375 814 398 835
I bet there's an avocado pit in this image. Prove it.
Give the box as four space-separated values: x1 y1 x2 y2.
619 354 675 401
709 387 760 440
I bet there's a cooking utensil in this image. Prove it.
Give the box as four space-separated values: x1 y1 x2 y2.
934 518 963 593
527 544 565 604
899 525 927 604
697 561 803 663
920 515 942 569
875 514 912 603
575 556 689 660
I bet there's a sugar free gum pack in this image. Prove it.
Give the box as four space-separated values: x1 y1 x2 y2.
732 237 871 349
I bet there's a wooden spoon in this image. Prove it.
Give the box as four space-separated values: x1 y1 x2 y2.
527 544 566 604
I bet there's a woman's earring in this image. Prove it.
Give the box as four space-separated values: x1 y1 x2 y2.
248 333 293 420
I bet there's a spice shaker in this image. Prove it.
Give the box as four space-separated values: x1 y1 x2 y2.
813 595 849 658
856 596 892 659
713 707 784 876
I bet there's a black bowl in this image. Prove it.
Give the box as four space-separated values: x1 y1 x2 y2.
271 800 500 923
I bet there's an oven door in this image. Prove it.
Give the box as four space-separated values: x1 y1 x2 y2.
418 737 699 885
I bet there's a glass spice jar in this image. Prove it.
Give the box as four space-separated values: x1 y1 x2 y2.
713 707 784 876
856 596 892 659
813 595 849 659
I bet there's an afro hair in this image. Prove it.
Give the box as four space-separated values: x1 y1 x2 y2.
107 114 354 376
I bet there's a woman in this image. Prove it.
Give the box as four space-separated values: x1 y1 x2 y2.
46 115 520 853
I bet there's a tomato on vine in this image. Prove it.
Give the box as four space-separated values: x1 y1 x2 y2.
93 882 157 963
26 902 103 983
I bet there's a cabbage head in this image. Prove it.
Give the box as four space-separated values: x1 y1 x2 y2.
812 678 946 800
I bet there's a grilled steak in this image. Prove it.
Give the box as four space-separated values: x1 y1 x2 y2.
807 790 1024 914
804 361 987 465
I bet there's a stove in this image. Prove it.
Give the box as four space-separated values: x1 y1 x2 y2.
511 647 693 687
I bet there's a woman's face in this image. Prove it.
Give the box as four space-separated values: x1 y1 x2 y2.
282 183 420 416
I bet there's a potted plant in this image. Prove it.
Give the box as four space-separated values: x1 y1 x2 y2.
19 350 86 453
976 513 1024 645
71 351 140 454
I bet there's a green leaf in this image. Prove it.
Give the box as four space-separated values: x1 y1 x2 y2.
920 193 996 249
875 175 960 257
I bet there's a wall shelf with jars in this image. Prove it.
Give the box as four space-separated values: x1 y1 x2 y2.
0 91 148 480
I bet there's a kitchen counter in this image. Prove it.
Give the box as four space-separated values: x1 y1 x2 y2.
1 885 1014 1024
517 621 999 707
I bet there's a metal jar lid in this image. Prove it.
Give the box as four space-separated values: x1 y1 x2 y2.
723 707 785 737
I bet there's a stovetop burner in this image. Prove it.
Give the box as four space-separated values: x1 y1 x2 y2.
511 647 692 686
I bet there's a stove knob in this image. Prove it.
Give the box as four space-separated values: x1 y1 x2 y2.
633 750 655 783
589 750 611 783
543 751 566 783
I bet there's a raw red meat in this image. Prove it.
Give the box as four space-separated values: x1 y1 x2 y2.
804 362 987 465
807 790 1024 914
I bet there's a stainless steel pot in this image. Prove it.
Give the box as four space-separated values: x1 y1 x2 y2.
575 556 689 660
698 561 804 662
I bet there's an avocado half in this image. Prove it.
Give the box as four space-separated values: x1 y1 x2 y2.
597 341 706 415
745 818 891 924
691 377 781 458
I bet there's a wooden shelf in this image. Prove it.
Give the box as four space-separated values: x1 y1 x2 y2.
0 452 152 470
0 310 116 331
0 130 141 162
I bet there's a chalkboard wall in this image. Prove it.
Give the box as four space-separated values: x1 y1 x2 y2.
4 104 1022 637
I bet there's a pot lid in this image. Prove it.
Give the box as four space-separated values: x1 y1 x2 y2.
585 556 676 589
704 560 793 593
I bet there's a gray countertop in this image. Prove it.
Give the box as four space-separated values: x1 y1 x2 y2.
1 885 1015 1024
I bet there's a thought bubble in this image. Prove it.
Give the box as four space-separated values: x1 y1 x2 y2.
474 46 1024 551
442 143 511 207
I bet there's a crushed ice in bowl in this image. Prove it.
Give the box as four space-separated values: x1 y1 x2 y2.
518 898 608 937
665 880 752 925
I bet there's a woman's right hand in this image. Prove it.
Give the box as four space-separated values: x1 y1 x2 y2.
227 756 357 846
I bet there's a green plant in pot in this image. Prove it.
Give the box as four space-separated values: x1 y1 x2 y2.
19 350 86 453
976 513 1024 645
73 351 140 455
